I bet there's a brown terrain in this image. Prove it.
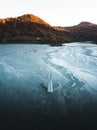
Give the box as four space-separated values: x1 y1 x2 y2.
0 14 97 45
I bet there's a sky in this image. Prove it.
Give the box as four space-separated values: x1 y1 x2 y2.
0 0 97 26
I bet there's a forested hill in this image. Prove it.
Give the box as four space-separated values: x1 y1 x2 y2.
0 14 97 45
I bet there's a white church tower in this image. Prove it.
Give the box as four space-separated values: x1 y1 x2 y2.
47 71 53 92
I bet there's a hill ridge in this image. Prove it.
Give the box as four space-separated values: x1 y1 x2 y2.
0 14 97 45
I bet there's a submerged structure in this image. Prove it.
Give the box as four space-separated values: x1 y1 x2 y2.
47 71 54 92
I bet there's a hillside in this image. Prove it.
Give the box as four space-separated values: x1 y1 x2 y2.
65 22 97 43
0 14 72 45
0 14 97 45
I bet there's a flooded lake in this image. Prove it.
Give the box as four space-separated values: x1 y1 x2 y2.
0 42 97 129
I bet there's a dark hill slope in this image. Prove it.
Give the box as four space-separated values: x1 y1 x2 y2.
0 14 72 45
0 14 97 45
65 22 97 43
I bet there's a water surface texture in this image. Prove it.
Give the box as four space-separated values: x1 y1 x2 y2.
0 43 97 129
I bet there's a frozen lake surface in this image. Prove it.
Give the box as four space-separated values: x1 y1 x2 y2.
0 42 97 129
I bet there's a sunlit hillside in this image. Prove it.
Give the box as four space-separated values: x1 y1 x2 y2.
0 14 97 45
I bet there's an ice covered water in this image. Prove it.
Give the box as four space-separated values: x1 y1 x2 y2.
0 43 97 106
0 43 97 129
